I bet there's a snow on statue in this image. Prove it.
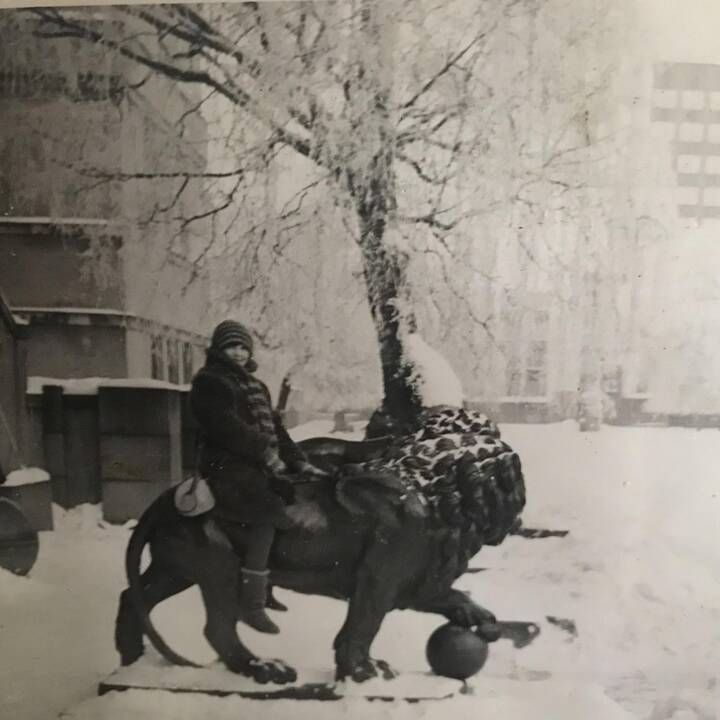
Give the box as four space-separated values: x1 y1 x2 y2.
364 332 467 439
116 409 525 686
405 333 465 409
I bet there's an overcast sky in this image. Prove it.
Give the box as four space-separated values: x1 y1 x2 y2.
0 0 717 65
635 0 720 64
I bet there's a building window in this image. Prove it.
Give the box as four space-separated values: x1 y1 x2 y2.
151 336 165 380
505 315 548 397
527 339 547 369
193 345 205 374
525 339 547 395
505 357 522 396
182 342 194 384
652 63 720 219
532 310 549 336
167 339 180 384
525 310 548 396
525 367 546 396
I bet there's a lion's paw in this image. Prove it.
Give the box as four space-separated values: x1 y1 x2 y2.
341 658 397 683
244 658 297 684
450 604 497 629
477 621 503 643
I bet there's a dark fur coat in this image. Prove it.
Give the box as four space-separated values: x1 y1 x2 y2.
190 348 306 528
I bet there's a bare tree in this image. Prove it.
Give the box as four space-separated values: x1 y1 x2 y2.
22 0 653 423
25 0 529 428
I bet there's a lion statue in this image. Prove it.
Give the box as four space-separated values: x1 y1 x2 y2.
115 406 525 684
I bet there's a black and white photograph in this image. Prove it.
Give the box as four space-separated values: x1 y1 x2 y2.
0 1 718 718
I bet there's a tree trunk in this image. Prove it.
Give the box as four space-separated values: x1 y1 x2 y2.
355 177 423 435
341 1 423 436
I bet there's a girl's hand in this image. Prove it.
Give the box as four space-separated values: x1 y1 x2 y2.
297 460 331 479
285 501 327 531
264 447 287 475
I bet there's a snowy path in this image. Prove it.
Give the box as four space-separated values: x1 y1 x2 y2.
2 422 719 719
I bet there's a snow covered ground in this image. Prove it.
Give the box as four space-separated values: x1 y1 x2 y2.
2 421 719 720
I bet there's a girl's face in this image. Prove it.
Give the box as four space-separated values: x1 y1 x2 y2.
223 344 251 366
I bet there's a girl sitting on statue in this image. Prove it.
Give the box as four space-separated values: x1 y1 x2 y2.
190 320 327 634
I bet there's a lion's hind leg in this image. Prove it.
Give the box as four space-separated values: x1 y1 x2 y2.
195 544 297 684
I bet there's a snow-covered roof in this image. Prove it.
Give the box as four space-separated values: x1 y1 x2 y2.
497 396 550 403
12 307 133 317
27 376 190 396
3 467 50 487
470 396 550 404
0 217 113 227
13 308 208 344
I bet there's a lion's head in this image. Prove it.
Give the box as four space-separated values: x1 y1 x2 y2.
342 406 525 547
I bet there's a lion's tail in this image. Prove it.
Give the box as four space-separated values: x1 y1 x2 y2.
125 493 199 667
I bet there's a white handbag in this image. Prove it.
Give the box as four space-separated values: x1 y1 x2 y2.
174 474 215 517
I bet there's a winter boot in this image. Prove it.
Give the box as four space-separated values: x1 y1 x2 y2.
266 584 288 612
239 568 280 634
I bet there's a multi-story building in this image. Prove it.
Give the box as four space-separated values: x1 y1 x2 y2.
0 10 213 387
642 61 720 417
458 13 671 420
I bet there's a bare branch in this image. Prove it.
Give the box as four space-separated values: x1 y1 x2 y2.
31 8 315 160
400 213 457 232
416 241 500 349
71 168 245 181
180 176 241 230
148 176 190 218
396 150 449 186
398 30 488 111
